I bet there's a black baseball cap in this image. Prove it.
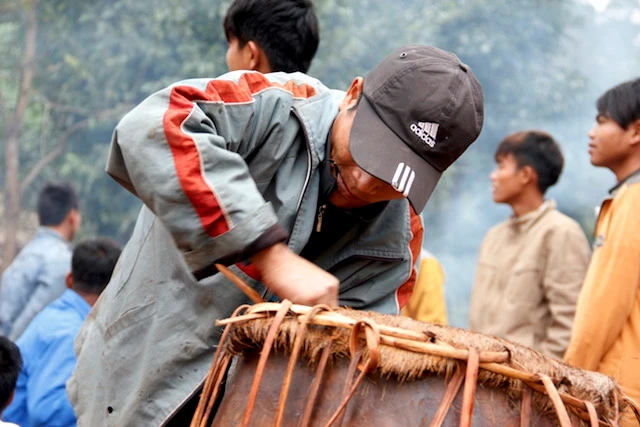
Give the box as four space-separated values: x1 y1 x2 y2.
350 44 484 213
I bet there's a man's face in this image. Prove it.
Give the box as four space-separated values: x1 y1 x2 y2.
588 115 632 169
226 36 251 71
490 153 526 205
328 106 405 209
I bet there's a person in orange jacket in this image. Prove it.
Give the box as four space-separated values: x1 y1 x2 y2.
564 78 640 426
402 248 448 324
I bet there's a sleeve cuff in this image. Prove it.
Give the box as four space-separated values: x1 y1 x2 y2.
192 223 288 280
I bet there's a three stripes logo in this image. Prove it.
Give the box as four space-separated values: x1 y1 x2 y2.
392 163 415 196
410 121 439 147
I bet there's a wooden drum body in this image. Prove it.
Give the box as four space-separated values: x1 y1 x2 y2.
191 302 637 427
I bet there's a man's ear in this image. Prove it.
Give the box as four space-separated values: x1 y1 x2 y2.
519 165 537 186
65 272 74 289
338 77 364 111
246 41 272 74
629 119 640 147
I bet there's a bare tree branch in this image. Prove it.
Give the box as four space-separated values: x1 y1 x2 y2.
2 0 37 269
19 105 132 195
34 90 94 117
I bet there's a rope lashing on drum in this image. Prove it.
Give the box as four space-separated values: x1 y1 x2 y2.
299 344 332 427
585 401 599 427
428 347 480 427
460 347 480 427
190 304 252 427
275 304 333 427
623 395 640 424
242 300 293 426
539 374 572 427
325 319 381 426
520 387 533 427
429 367 465 427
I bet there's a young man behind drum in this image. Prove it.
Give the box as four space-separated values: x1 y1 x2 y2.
468 130 591 360
565 78 640 425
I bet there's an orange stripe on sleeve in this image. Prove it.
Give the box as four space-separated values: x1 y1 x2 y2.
396 205 424 308
163 74 317 239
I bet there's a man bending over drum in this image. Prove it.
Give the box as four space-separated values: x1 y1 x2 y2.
68 45 484 426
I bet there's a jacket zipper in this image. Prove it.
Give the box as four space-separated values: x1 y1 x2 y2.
292 109 313 214
259 108 314 304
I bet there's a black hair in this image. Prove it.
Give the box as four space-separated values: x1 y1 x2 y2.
71 237 122 295
596 78 640 129
495 130 564 194
223 0 319 73
0 336 22 412
37 182 79 226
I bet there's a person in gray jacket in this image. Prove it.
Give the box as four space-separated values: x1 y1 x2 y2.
0 182 81 340
69 45 484 426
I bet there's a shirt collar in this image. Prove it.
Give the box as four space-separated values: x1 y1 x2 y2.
35 227 71 246
508 199 555 232
609 167 640 195
61 289 92 319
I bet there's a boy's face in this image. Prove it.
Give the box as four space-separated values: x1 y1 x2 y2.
588 115 633 169
490 153 526 205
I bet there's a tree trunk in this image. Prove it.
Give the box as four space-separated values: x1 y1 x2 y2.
2 0 37 270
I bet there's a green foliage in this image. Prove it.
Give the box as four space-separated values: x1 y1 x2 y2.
2 0 640 323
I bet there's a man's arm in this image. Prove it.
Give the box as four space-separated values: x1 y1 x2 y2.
565 193 640 369
0 256 38 336
26 333 78 426
251 243 338 307
106 73 321 274
106 73 339 305
10 266 68 341
540 222 591 359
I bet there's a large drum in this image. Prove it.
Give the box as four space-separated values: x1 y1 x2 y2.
191 302 639 426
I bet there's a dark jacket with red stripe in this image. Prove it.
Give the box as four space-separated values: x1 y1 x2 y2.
68 71 423 426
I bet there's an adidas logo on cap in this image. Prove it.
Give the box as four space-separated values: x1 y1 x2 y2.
410 121 439 147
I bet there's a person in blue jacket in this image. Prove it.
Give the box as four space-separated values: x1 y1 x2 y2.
3 237 121 427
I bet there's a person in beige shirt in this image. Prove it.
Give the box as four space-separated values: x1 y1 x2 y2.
468 130 591 359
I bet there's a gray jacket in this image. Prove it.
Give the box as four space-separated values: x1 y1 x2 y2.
0 227 72 340
69 71 422 426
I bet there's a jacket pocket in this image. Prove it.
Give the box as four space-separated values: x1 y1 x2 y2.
506 263 543 306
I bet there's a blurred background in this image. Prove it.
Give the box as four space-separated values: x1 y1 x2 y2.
1 0 638 326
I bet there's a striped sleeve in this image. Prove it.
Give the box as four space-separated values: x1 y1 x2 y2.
106 73 318 274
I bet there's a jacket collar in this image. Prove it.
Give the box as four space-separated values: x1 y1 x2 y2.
35 226 71 247
609 167 640 196
508 199 556 232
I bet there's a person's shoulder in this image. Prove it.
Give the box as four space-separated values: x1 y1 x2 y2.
542 209 586 237
619 178 640 200
484 218 510 238
544 208 581 227
22 299 79 347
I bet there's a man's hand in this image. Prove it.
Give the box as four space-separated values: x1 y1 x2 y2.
251 243 339 307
